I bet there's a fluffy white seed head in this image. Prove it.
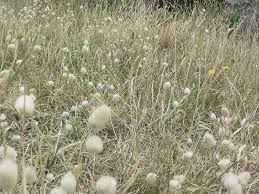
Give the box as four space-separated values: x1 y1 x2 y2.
172 101 179 108
0 113 6 121
112 94 121 102
0 159 18 191
88 81 94 88
61 112 70 118
33 45 42 52
19 86 25 94
169 179 181 191
65 123 73 131
209 113 217 120
173 175 185 184
8 43 16 50
240 118 247 127
82 45 89 53
11 135 21 143
221 140 236 152
47 81 54 87
187 138 192 144
218 159 231 170
62 47 69 53
0 145 17 161
88 105 111 129
182 151 193 160
222 116 232 126
60 171 76 193
97 83 103 91
237 171 250 187
81 100 89 107
145 173 158 185
96 176 117 194
203 132 217 147
101 65 106 71
109 85 114 91
85 135 103 154
80 67 87 75
94 93 101 98
49 187 67 194
16 59 23 65
164 81 171 89
68 73 76 81
70 106 78 112
183 87 191 95
15 95 35 115
25 166 37 184
46 173 54 182
222 172 241 193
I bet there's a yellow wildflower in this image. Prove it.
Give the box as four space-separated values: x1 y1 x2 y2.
221 65 231 71
208 69 216 75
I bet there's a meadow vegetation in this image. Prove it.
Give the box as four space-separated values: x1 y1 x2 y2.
0 0 258 193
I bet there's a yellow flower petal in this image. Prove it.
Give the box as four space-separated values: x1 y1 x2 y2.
208 69 216 75
221 65 231 71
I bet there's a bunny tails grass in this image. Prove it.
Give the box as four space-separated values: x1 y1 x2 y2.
85 135 104 154
14 95 35 116
96 176 117 194
60 171 77 193
0 159 18 191
88 105 111 129
0 0 259 193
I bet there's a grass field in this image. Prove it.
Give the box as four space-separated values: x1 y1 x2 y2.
0 0 258 193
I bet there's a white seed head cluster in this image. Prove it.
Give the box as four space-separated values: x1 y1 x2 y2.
218 159 231 170
172 100 179 108
164 81 171 89
0 159 18 191
80 67 87 75
183 87 191 95
173 175 185 184
203 132 217 147
96 176 117 194
81 100 89 107
221 140 236 152
15 95 35 115
209 112 217 120
85 135 104 154
46 173 55 182
237 172 251 187
0 113 6 121
60 171 77 193
145 172 158 185
112 94 121 102
61 111 70 118
222 171 251 194
11 135 21 143
182 151 193 160
169 179 181 191
88 105 111 129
